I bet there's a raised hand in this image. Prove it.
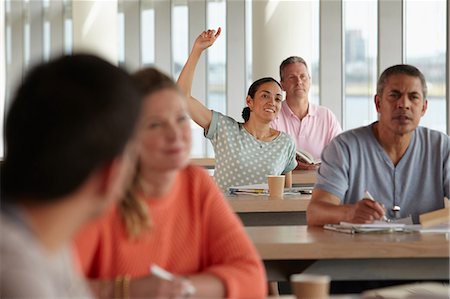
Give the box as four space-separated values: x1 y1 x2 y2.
193 27 222 51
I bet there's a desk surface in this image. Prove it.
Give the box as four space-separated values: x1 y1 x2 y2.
246 225 449 260
247 225 449 281
228 194 311 213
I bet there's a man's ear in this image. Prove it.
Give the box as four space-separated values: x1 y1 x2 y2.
374 95 381 112
421 99 428 116
280 79 287 92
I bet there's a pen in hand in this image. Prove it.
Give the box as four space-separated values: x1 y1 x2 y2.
364 191 389 222
150 264 196 295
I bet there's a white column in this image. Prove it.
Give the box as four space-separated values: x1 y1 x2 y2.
72 0 118 65
447 0 450 134
378 0 403 74
0 0 5 158
29 0 44 65
252 0 314 81
227 0 246 121
153 0 171 75
320 0 343 124
123 0 141 72
48 0 65 59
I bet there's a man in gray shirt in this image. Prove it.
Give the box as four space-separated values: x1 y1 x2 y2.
307 64 449 225
1 54 141 298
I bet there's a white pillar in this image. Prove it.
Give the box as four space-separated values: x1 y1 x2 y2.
72 0 118 65
252 0 314 81
0 0 5 158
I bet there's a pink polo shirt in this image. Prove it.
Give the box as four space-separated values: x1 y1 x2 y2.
271 101 342 159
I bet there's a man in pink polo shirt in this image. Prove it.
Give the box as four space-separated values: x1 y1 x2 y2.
271 56 342 169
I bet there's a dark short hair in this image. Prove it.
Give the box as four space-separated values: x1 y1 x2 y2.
243 77 281 122
377 64 428 99
279 56 309 81
247 77 281 98
2 54 141 201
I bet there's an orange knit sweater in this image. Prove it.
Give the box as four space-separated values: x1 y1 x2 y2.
74 165 266 299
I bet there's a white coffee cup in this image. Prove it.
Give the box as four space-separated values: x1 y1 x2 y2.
290 274 330 299
267 175 285 199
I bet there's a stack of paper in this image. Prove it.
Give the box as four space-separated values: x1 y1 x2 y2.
324 221 406 234
228 184 313 195
229 184 268 195
362 282 450 298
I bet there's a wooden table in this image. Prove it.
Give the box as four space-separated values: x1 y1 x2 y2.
246 225 450 281
228 194 311 226
190 158 215 169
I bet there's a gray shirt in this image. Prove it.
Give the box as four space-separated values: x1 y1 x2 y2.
316 123 450 223
1 207 93 299
206 111 297 192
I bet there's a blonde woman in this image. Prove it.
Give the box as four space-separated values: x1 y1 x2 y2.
75 68 266 299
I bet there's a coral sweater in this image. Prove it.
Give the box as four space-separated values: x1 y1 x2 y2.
74 165 266 299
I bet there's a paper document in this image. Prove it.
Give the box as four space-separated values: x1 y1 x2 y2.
229 183 313 195
362 282 450 299
324 221 406 234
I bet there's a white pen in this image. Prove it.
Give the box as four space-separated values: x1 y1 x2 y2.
150 264 174 281
364 191 389 222
150 265 196 295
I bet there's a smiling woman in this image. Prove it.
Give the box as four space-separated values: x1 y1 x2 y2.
177 28 297 192
74 67 267 299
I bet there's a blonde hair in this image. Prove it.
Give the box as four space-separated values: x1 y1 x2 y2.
119 171 152 238
119 67 178 238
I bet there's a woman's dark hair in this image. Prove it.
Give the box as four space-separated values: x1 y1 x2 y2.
242 107 251 122
247 77 281 98
242 77 281 122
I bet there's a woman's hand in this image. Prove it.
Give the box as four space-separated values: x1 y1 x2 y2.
193 27 222 51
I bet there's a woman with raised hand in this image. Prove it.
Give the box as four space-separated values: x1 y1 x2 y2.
177 28 297 192
75 67 266 299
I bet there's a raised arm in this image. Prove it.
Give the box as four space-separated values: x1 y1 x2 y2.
177 28 221 131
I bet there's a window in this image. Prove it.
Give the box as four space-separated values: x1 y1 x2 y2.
118 1 124 65
171 1 188 79
206 0 226 114
141 0 155 66
405 0 447 133
343 0 378 130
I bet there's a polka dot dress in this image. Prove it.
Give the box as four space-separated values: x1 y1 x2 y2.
205 111 297 192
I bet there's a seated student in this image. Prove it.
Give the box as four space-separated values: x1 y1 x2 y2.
307 64 449 226
0 54 141 298
177 28 297 192
74 68 267 299
272 56 342 170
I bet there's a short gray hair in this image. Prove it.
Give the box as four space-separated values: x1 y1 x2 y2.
279 56 310 81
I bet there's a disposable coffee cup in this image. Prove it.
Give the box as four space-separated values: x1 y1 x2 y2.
290 274 330 299
267 175 285 199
